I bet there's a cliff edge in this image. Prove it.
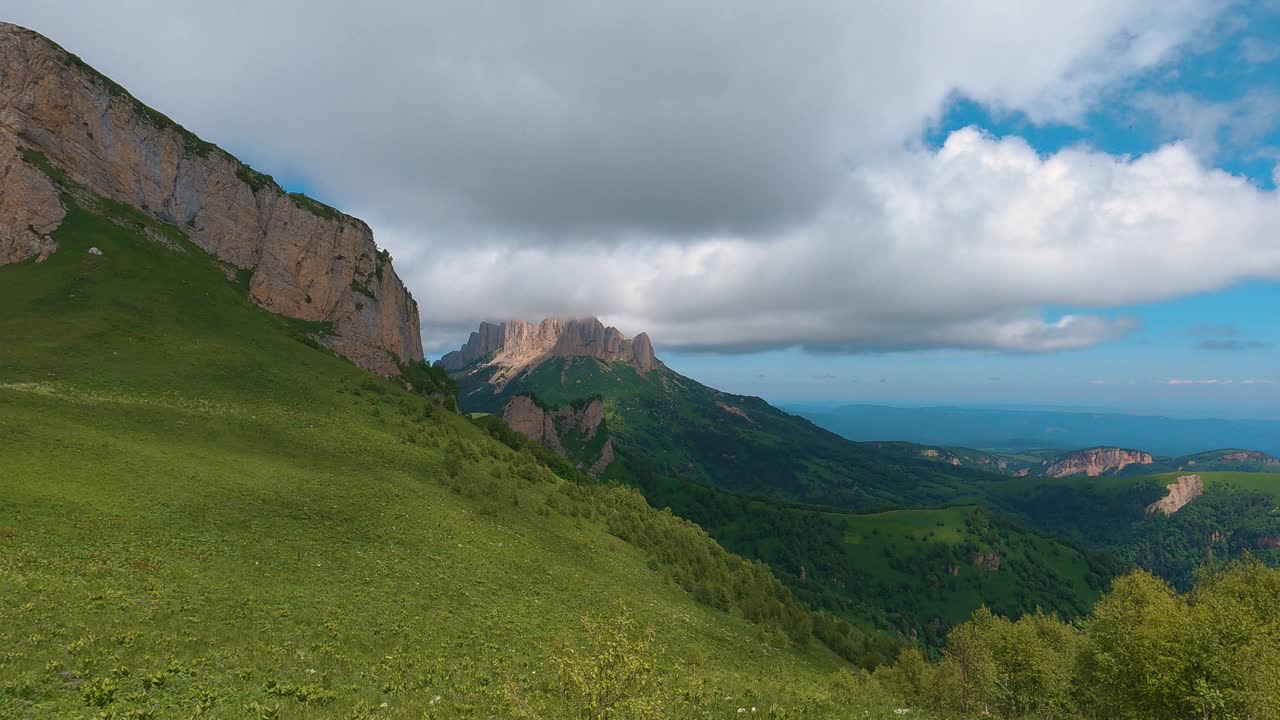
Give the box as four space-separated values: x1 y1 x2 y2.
0 23 422 375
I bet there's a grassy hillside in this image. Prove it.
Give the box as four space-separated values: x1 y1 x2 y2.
452 343 1120 646
0 156 919 718
455 356 992 512
614 455 1117 647
988 471 1280 590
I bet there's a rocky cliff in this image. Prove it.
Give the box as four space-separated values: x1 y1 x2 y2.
1146 474 1204 515
501 394 614 475
0 23 422 375
1040 447 1153 478
440 317 660 386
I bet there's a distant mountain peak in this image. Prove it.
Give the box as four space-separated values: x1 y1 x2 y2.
438 317 660 385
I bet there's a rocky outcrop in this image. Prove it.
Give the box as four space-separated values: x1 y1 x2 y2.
502 394 566 455
1217 451 1280 466
1146 474 1204 515
972 552 1001 572
629 332 659 374
716 401 754 423
0 136 63 264
0 23 421 375
589 439 615 476
917 448 963 467
440 317 661 386
1041 447 1153 478
501 394 614 475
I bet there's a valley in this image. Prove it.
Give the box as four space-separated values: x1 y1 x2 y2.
442 317 1280 640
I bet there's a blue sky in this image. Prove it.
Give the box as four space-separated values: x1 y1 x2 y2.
664 2 1280 418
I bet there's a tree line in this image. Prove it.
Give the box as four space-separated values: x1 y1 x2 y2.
872 559 1280 718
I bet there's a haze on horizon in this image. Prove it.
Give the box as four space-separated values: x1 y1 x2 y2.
9 0 1279 417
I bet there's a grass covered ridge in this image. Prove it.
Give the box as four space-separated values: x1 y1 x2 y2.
0 159 922 717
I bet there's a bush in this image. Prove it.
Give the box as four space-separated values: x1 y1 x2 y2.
550 603 657 720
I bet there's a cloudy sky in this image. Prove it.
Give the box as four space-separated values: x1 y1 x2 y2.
8 1 1280 416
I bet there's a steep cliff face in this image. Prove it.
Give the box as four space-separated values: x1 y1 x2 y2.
1041 447 1153 478
0 23 422 375
1146 474 1204 515
439 317 660 386
500 394 614 475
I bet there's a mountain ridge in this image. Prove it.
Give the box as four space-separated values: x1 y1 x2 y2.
891 442 1279 478
439 316 660 385
0 22 422 375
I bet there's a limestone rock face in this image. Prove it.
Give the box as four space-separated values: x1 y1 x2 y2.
0 23 422 375
1147 474 1204 515
1041 447 1153 478
630 332 658 374
501 395 567 456
500 394 614 475
439 317 661 386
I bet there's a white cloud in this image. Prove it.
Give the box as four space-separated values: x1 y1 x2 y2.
6 1 1252 355
1132 90 1280 163
406 129 1280 353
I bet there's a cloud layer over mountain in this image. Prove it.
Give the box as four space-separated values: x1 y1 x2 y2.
13 0 1279 353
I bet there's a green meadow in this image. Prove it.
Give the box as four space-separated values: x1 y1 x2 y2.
0 174 918 718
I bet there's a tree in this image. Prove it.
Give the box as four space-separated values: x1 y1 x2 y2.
932 607 999 717
1078 571 1195 718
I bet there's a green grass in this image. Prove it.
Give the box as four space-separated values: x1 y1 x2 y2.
0 171 923 717
288 192 340 220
